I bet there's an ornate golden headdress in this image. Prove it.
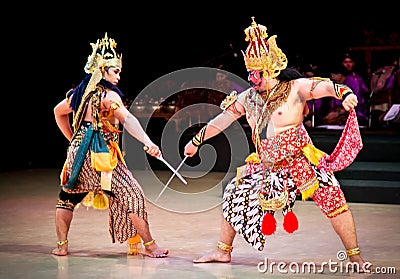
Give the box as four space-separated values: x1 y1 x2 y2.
242 17 287 79
84 32 122 74
76 33 122 107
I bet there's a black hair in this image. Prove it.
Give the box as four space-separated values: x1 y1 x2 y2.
278 67 304 81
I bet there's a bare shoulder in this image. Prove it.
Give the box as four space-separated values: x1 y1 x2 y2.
236 88 252 102
101 90 124 111
104 90 122 101
290 77 318 99
236 88 253 110
291 77 313 88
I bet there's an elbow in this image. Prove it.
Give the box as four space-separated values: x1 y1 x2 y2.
54 105 63 119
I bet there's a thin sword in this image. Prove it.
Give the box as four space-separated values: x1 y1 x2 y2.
144 146 187 185
155 155 189 201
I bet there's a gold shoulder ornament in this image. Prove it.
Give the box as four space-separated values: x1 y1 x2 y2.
220 90 238 110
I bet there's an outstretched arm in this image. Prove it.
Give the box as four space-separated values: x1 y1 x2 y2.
297 77 358 111
184 101 244 157
103 93 160 157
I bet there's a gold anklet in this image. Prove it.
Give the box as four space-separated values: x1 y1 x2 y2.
57 240 68 247
143 239 155 247
346 247 360 257
217 241 233 253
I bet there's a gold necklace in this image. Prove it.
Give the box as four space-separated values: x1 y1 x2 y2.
254 81 291 152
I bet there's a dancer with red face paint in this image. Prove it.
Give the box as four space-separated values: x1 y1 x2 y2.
184 18 368 270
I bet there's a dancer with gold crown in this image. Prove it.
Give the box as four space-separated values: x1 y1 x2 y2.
184 17 368 269
52 33 168 258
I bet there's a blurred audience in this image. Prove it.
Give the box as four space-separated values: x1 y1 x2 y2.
300 63 331 127
370 58 400 126
326 53 370 126
173 65 247 131
208 64 246 105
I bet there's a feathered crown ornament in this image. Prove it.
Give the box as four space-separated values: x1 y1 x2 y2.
242 17 287 78
84 32 122 74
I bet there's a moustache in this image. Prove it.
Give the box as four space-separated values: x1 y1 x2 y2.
248 81 262 87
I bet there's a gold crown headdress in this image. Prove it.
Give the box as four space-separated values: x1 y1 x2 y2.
72 33 122 131
242 17 287 79
84 32 122 74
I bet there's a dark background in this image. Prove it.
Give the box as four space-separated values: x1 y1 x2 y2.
3 6 399 172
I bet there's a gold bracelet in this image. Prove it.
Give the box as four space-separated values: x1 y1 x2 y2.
143 239 155 247
346 247 360 257
217 241 233 253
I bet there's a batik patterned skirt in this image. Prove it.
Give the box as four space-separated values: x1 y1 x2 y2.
222 165 345 251
62 124 147 244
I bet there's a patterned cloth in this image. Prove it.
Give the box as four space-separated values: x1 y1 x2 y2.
245 124 319 200
61 123 147 243
222 110 361 251
318 109 363 172
223 165 343 251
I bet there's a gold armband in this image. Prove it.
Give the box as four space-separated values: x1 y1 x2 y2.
309 77 329 94
333 81 352 99
192 125 207 147
110 102 120 111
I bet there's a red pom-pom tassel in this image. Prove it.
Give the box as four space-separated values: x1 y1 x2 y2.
261 213 277 235
283 211 299 233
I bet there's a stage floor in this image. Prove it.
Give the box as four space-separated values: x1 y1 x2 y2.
0 168 399 278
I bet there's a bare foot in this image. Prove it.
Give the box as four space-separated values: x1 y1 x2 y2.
52 241 68 256
349 255 373 273
193 249 231 263
143 242 169 258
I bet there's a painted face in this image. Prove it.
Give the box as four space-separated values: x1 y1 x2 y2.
248 70 263 87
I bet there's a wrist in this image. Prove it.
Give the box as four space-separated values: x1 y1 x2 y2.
192 137 201 147
192 125 207 147
333 81 352 99
342 92 353 100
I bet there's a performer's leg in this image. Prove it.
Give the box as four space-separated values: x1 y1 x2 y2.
129 213 168 258
52 190 87 256
330 210 366 265
312 183 368 268
193 215 236 263
52 208 72 256
110 168 169 258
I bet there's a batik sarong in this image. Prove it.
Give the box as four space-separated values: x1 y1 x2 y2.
61 122 147 243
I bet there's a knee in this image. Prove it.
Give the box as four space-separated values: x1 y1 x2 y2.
57 190 87 211
56 199 77 211
312 185 349 218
